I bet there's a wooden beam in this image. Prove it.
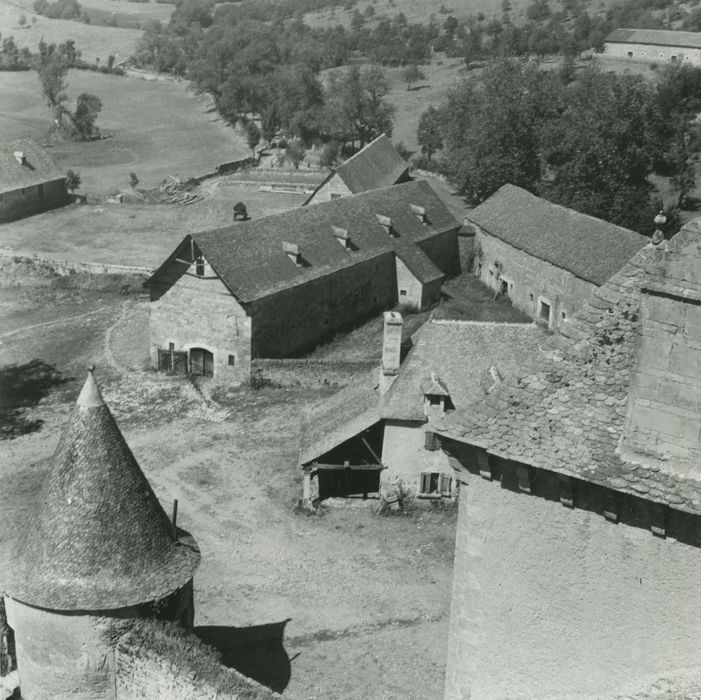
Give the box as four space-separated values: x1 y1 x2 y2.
311 462 385 471
361 437 382 464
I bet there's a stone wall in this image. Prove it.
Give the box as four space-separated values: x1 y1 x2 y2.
474 229 596 331
622 290 701 471
251 358 377 388
149 256 252 384
603 42 701 66
249 252 396 357
0 179 71 223
304 173 352 205
395 257 425 310
417 229 461 277
442 440 701 700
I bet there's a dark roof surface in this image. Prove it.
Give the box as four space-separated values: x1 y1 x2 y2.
467 184 648 286
334 134 409 193
299 367 381 465
605 28 701 49
0 138 66 193
435 227 701 516
154 181 459 303
4 370 200 610
381 320 542 421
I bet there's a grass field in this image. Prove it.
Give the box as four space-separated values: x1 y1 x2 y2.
0 70 251 193
79 0 173 28
0 0 141 63
0 271 457 699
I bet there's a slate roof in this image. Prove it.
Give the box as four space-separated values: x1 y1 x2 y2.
434 226 701 516
605 28 701 50
299 367 381 465
381 320 543 421
333 134 409 193
4 369 200 610
466 184 648 286
0 138 66 193
150 180 458 303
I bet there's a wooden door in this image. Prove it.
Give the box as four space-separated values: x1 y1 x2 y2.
189 348 213 377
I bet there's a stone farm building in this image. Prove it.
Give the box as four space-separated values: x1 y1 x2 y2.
466 184 648 331
298 312 541 505
0 138 71 223
604 28 701 66
434 221 701 699
147 181 461 384
2 369 200 699
303 134 410 205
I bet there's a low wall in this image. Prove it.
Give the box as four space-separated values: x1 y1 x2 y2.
193 157 257 183
1 252 151 278
251 358 377 388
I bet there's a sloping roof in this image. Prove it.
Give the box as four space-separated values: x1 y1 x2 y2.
4 369 200 610
299 367 381 465
605 28 701 50
0 138 65 193
334 134 409 193
434 228 701 515
381 320 543 421
466 184 648 286
150 180 459 303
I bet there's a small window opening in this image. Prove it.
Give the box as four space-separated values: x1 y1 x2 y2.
330 193 342 200
539 300 551 323
399 289 407 296
169 342 175 351
627 51 633 58
561 311 567 321
428 395 442 406
500 279 509 297
228 354 236 366
195 257 205 277
420 472 452 496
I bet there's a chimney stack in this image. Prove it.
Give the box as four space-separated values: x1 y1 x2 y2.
379 311 403 395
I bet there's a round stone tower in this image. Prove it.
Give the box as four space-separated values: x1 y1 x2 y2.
3 368 200 700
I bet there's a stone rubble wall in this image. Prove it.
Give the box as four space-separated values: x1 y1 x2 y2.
251 358 377 388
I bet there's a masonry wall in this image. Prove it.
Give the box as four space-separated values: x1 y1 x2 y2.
305 173 353 205
381 420 452 497
249 252 396 357
0 179 71 223
395 257 425 310
474 229 596 330
623 291 701 470
442 442 701 700
417 228 461 276
149 257 252 384
603 41 701 65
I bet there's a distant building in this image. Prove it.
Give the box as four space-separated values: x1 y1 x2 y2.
434 222 701 698
303 134 410 206
147 181 461 384
2 369 200 699
0 138 71 223
466 184 648 331
604 28 701 65
298 313 540 504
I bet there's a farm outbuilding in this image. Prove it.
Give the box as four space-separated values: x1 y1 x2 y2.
2 369 200 699
303 134 411 206
0 138 71 223
603 28 701 65
147 180 461 385
465 184 648 332
436 221 701 699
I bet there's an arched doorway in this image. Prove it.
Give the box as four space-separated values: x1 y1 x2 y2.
189 348 214 377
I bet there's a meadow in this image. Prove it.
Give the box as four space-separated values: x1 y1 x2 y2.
0 70 251 193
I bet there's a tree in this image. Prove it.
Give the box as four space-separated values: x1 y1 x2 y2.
417 105 443 161
65 169 80 193
233 201 248 220
36 44 68 114
129 172 139 188
286 138 306 169
72 93 102 139
403 64 425 90
246 121 261 154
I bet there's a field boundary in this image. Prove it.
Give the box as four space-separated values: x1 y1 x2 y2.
1 251 152 278
252 358 377 387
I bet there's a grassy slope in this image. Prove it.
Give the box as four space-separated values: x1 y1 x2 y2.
0 70 251 192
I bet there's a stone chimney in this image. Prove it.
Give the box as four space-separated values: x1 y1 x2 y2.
379 311 402 395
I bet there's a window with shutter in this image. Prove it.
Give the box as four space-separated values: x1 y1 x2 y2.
424 431 437 451
440 474 452 496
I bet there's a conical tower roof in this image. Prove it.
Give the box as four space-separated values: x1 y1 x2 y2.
4 368 200 611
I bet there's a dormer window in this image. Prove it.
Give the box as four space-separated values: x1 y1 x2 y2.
410 204 428 224
376 213 397 237
421 372 452 421
332 225 351 249
283 241 303 267
14 151 26 165
195 256 205 277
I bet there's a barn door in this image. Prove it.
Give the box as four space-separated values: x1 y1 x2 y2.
189 348 213 377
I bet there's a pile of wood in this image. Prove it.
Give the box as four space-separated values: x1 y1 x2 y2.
158 176 202 205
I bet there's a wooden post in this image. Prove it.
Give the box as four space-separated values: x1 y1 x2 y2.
303 470 311 502
171 499 178 541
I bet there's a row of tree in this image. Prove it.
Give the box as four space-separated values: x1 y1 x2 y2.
417 60 699 234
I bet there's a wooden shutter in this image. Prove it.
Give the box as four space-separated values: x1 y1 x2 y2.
420 473 431 494
424 431 437 451
440 474 452 496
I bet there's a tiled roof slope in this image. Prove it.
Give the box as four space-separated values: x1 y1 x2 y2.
299 367 381 465
605 28 701 50
0 138 66 193
381 320 543 421
466 184 648 286
435 228 701 516
334 134 409 193
4 370 200 610
159 181 458 303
